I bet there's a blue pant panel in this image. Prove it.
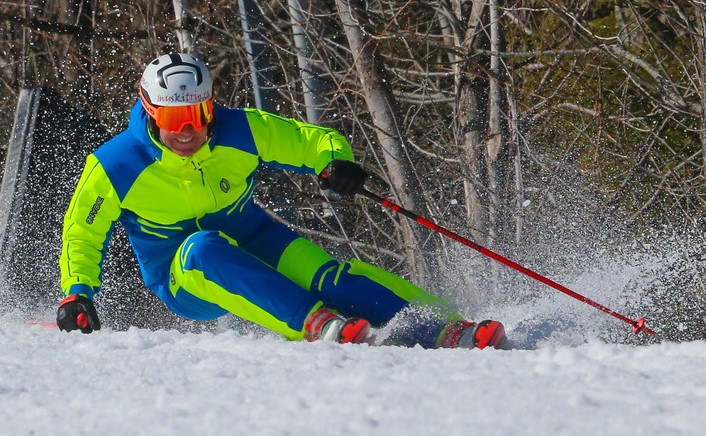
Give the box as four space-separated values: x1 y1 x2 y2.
313 262 409 327
199 201 298 269
158 202 435 341
168 230 320 331
170 288 229 321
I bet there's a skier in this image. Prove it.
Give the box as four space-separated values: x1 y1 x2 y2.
57 53 506 349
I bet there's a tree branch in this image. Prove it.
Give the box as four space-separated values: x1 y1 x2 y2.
0 12 148 39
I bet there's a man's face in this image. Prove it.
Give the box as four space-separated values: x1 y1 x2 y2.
159 123 208 157
143 97 213 157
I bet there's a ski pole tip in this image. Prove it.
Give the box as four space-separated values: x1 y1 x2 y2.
632 317 656 335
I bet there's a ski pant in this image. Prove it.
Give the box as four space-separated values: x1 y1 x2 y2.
163 204 452 343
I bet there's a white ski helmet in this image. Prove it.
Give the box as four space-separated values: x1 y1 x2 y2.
139 53 213 108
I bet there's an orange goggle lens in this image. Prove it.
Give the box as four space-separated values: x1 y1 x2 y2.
140 89 214 133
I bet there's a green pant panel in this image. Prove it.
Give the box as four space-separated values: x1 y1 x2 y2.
276 237 335 289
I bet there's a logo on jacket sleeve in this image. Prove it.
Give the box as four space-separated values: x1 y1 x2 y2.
220 178 230 193
86 196 104 224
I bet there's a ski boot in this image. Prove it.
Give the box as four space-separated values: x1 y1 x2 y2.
304 308 370 344
439 319 507 350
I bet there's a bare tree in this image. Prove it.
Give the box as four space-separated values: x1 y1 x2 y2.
287 0 334 124
436 0 521 251
173 0 195 54
335 0 441 284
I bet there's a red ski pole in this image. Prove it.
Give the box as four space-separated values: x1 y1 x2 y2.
359 188 655 336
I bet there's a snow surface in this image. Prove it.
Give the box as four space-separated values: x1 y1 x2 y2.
1 311 704 435
2 230 705 435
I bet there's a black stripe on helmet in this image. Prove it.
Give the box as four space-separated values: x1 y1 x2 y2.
155 53 204 89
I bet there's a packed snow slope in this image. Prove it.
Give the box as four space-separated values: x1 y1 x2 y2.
2 225 705 434
0 311 704 435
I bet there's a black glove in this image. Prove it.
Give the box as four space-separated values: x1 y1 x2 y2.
56 295 101 334
318 160 367 195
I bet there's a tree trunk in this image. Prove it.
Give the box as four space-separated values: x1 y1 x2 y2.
485 0 516 244
335 0 434 284
455 0 491 244
238 0 281 111
288 0 333 124
695 5 706 179
173 0 195 54
456 0 517 247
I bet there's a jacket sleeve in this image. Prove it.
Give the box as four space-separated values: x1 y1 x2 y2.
59 153 122 300
244 109 355 174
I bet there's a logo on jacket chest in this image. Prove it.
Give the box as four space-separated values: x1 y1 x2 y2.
220 178 230 193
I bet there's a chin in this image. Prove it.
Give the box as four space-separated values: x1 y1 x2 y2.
175 149 198 157
169 142 201 156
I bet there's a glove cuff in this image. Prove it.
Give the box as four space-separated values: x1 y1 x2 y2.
65 283 97 300
59 294 89 307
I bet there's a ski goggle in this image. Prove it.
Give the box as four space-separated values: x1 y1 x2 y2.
139 87 214 133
